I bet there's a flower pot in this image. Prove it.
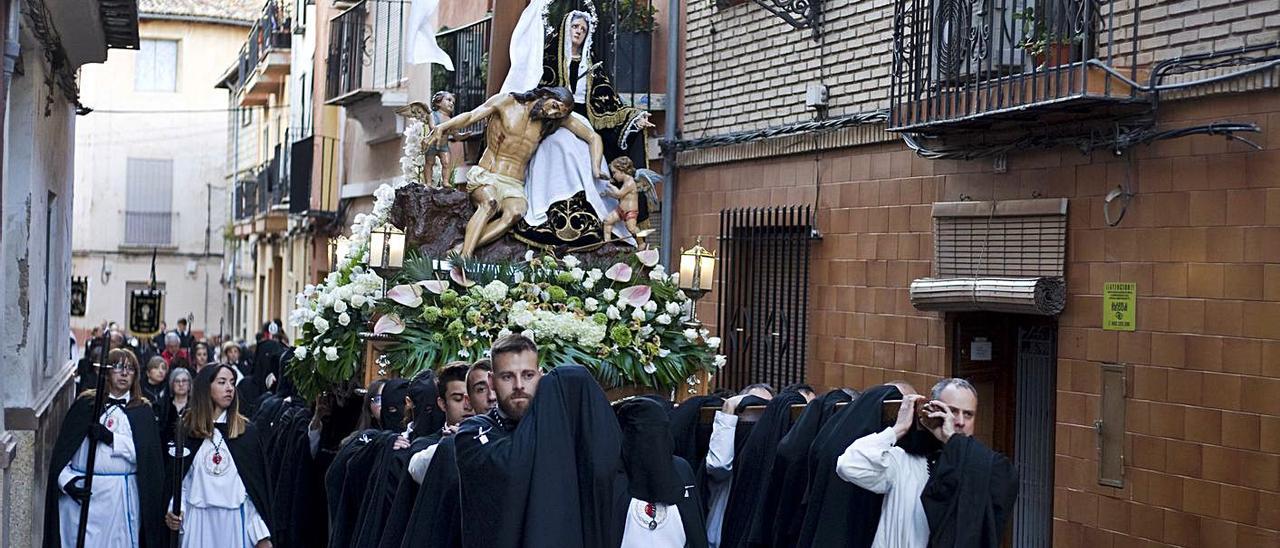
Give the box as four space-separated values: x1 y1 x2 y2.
1033 42 1073 68
614 31 652 94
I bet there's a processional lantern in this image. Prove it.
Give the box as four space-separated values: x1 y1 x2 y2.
678 236 717 324
367 223 406 270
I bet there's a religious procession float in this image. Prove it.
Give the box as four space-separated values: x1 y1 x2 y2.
285 0 722 399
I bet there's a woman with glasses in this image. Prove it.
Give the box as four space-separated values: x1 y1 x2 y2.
165 364 274 547
43 348 167 548
155 367 193 445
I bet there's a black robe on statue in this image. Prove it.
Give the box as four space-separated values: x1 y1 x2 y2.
42 396 167 548
753 389 853 548
455 365 622 548
921 434 1020 548
719 389 809 548
796 384 904 548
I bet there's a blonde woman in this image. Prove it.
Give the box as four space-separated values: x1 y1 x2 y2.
165 364 273 547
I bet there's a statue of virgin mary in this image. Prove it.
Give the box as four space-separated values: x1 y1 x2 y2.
500 1 654 250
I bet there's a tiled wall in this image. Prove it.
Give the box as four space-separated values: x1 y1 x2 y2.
672 90 1280 544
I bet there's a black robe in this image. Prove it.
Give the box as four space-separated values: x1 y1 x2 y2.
398 435 463 548
152 395 188 446
669 395 725 510
43 397 167 548
796 384 903 548
455 365 622 548
168 421 275 541
753 389 853 548
921 434 1020 548
719 390 809 548
375 432 444 548
326 430 398 547
610 457 709 548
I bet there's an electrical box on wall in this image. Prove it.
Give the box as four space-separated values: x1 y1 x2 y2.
805 83 829 109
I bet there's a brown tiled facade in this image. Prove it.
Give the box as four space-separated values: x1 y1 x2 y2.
672 89 1280 545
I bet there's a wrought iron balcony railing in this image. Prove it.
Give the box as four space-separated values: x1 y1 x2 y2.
235 179 257 221
326 0 410 104
435 17 492 137
237 0 291 89
889 0 1144 132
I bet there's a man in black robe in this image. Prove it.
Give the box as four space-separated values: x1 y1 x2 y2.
612 397 708 547
718 387 811 548
455 334 622 548
44 351 167 548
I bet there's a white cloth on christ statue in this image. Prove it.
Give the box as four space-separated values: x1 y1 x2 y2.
57 397 141 548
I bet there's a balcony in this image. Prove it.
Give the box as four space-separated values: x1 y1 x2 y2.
233 156 289 237
888 0 1147 133
237 1 292 107
435 17 492 137
325 0 410 106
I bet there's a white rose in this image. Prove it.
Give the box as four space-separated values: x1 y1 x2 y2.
313 317 330 334
583 280 595 290
563 255 581 269
656 314 672 325
631 308 646 321
458 348 470 358
588 269 604 281
333 299 348 314
324 346 339 361
713 354 727 368
700 328 710 338
643 301 658 313
525 250 536 262
643 363 657 374
707 337 721 349
683 328 698 341
649 268 666 281
670 272 681 284
666 302 682 316
606 306 621 320
639 326 654 337
602 288 616 301
338 312 351 326
294 346 309 359
657 348 670 358
571 268 585 281
585 298 599 312
351 294 367 308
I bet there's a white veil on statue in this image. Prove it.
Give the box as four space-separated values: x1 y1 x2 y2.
502 1 633 246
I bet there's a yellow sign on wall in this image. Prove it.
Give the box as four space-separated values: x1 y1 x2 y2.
1103 282 1136 331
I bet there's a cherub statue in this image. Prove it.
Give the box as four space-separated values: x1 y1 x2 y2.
602 156 644 249
397 94 464 188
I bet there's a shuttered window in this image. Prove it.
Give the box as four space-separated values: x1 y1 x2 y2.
933 199 1067 278
125 159 174 246
135 39 178 92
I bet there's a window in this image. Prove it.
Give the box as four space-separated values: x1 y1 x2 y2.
240 107 253 128
135 38 178 92
124 158 174 246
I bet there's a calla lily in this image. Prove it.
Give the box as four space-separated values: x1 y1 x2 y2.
387 284 424 307
606 262 632 282
636 249 660 267
373 314 406 335
618 285 652 308
450 266 476 287
418 279 449 295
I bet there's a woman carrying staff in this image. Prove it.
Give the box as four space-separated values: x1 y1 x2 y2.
165 364 274 548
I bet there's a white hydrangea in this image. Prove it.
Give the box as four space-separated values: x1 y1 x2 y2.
479 280 510 302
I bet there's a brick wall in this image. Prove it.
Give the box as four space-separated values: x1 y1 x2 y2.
683 0 1280 139
672 90 1280 544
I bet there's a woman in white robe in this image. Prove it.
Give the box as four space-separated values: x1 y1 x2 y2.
166 364 273 548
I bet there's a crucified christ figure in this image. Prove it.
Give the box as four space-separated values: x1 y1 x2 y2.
426 86 606 257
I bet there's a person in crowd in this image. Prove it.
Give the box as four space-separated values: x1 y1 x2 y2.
164 364 273 547
613 397 708 548
704 383 774 548
155 366 193 445
456 335 622 548
406 363 474 483
221 341 246 372
161 332 189 365
192 342 211 372
466 358 497 414
718 386 811 548
44 348 166 548
174 318 194 350
141 356 169 403
151 321 168 354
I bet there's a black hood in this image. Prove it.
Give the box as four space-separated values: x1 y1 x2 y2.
616 397 683 504
380 378 411 431
407 369 445 435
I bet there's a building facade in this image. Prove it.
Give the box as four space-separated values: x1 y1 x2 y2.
0 0 138 544
70 2 257 345
672 0 1280 544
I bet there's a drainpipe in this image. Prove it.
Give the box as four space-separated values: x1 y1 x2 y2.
660 0 680 267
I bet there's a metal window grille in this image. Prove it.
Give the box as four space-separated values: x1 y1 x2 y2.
716 206 817 392
124 159 174 246
327 2 367 100
1012 324 1056 548
436 17 492 115
326 0 409 101
933 199 1067 278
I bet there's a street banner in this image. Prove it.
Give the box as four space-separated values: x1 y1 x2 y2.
129 288 165 337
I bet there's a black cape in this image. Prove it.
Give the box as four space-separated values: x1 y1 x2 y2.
455 365 622 548
921 434 1020 548
796 384 903 548
42 397 167 548
719 389 809 548
375 432 445 548
753 389 853 548
669 394 725 510
397 435 463 548
326 429 398 548
610 456 709 548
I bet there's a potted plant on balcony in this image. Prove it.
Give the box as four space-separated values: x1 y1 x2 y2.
614 0 658 94
1013 7 1077 68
